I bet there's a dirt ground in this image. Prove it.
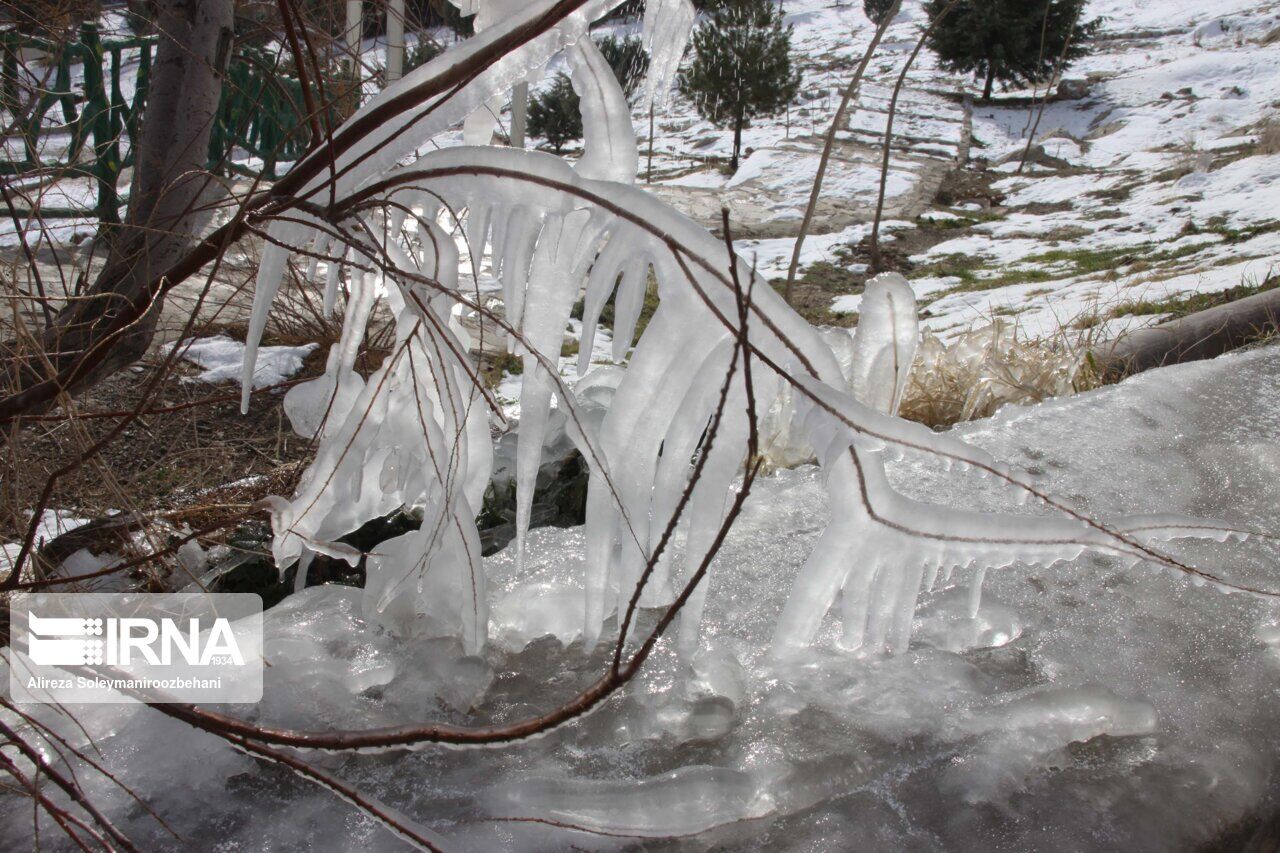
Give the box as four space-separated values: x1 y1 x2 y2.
0 346 323 540
774 161 1008 328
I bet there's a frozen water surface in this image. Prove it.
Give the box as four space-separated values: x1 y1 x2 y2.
5 345 1279 851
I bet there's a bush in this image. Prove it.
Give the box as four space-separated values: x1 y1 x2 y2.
527 73 582 154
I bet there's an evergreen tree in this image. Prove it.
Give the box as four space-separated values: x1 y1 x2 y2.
678 0 801 172
924 0 1101 101
527 36 652 154
527 74 581 154
863 0 897 26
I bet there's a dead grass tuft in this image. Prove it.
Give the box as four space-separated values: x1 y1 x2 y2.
899 320 1100 429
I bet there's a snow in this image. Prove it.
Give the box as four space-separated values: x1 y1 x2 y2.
0 510 91 576
6 344 1280 849
830 293 862 314
736 223 871 277
165 335 316 388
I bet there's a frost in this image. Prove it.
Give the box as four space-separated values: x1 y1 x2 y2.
10 343 1279 847
233 0 1239 668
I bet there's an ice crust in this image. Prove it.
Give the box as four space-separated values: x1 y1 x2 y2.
5 346 1280 850
8 0 1266 846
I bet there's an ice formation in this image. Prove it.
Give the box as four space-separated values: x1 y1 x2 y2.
240 0 1242 669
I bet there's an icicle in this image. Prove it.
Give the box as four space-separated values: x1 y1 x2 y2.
578 228 632 371
611 260 651 363
465 203 493 270
773 452 866 656
641 0 696 113
513 210 604 571
968 566 988 618
497 206 542 342
848 273 918 415
674 379 751 659
322 247 344 317
294 548 314 593
241 227 293 412
568 39 639 184
306 233 330 283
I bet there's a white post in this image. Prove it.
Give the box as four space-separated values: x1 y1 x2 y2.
345 1 362 70
510 81 529 148
386 0 405 83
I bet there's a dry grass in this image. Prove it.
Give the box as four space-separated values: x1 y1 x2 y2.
899 319 1101 429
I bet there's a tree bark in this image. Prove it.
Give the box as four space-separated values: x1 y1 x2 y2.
2 0 234 415
983 67 996 101
731 112 744 173
1093 284 1280 379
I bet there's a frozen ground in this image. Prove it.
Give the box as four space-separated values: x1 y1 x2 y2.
5 341 1280 851
912 0 1280 340
607 0 1280 342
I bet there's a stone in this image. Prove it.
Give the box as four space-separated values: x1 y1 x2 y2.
1056 78 1090 101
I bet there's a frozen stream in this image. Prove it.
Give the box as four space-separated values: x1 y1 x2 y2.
5 345 1280 850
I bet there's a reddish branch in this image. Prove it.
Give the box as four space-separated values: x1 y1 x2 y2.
0 0 601 430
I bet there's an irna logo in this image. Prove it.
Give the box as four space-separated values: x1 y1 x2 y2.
26 612 245 668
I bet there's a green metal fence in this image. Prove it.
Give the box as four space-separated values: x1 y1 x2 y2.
1 23 152 223
1 24 334 221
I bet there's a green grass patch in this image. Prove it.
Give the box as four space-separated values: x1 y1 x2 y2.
1110 275 1280 321
796 260 864 293
480 351 522 388
1185 218 1280 245
915 253 1057 296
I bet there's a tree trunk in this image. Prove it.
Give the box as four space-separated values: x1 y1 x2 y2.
1093 283 1280 379
982 67 996 101
731 112 744 173
2 0 234 416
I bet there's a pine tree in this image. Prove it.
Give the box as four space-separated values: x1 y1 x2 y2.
527 74 582 154
863 0 897 25
924 0 1101 101
527 36 651 154
678 0 801 173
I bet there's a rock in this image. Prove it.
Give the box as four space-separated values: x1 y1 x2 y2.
996 144 1071 170
1087 120 1126 140
1056 78 1090 101
208 509 421 607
